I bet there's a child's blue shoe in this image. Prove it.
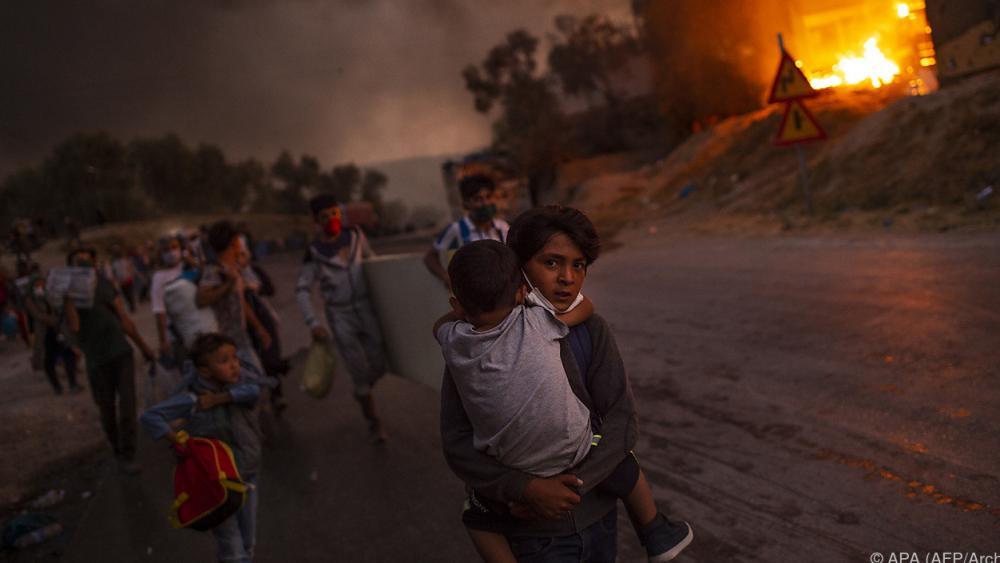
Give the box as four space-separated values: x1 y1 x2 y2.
640 513 693 562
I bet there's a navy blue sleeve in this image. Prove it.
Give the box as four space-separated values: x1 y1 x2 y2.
567 323 593 386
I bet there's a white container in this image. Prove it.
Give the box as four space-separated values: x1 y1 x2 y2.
363 253 449 390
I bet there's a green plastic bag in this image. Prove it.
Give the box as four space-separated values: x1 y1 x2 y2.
302 341 336 398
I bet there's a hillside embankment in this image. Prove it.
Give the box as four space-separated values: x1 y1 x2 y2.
563 71 1000 237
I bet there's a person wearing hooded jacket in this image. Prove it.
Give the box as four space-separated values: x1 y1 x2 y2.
295 194 388 443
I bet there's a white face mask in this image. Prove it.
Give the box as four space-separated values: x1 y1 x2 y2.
522 270 584 314
33 286 46 298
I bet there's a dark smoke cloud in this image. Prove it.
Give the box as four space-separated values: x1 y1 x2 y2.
0 0 630 177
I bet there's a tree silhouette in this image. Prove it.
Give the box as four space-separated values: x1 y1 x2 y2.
461 30 566 206
360 169 388 221
548 14 642 108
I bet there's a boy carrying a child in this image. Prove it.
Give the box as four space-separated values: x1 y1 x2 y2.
435 240 692 562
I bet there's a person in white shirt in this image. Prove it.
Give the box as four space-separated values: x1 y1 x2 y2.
150 235 186 360
423 174 509 289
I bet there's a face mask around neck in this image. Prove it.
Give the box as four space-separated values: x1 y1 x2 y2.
521 270 584 314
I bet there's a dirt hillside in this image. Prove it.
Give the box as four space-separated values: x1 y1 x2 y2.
568 71 1000 235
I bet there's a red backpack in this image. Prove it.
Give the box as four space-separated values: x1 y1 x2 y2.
168 431 247 531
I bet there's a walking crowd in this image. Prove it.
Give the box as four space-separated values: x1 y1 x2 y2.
1 173 693 562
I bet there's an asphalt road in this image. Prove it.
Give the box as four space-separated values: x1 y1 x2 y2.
63 229 999 562
584 227 1000 562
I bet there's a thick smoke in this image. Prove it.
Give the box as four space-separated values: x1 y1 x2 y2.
642 0 794 126
0 0 631 177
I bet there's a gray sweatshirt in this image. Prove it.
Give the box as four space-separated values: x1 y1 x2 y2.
436 306 593 477
440 314 638 537
295 229 374 328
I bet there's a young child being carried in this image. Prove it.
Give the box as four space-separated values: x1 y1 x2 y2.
434 240 692 563
140 333 264 563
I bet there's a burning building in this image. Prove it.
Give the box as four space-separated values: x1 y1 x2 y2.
639 0 997 128
780 0 937 93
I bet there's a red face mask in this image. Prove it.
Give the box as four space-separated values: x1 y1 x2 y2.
324 215 342 237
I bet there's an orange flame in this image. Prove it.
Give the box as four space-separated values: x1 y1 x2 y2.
794 1 934 93
809 37 901 90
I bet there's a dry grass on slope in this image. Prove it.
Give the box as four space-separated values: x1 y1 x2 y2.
571 72 1000 236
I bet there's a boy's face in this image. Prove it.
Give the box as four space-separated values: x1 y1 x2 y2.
197 344 241 385
315 205 343 238
215 235 241 263
314 205 341 226
523 232 587 312
236 236 251 268
462 187 494 211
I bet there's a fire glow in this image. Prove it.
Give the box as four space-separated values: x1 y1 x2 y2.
796 1 935 92
808 37 902 90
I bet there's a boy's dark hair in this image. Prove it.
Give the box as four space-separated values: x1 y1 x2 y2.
309 194 339 217
507 205 600 266
189 333 238 368
458 174 496 202
448 240 522 316
66 247 97 266
206 220 239 254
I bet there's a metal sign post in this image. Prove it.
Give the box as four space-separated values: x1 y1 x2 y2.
795 145 813 215
769 33 826 216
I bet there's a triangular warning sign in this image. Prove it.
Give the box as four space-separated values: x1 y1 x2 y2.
767 50 819 103
774 100 826 146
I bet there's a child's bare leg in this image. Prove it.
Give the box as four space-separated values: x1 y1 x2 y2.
467 528 517 563
623 467 694 561
624 468 659 529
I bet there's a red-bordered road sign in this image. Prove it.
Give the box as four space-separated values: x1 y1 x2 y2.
767 50 819 104
774 99 827 146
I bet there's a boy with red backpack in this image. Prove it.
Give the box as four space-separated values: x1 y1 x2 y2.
140 333 264 563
